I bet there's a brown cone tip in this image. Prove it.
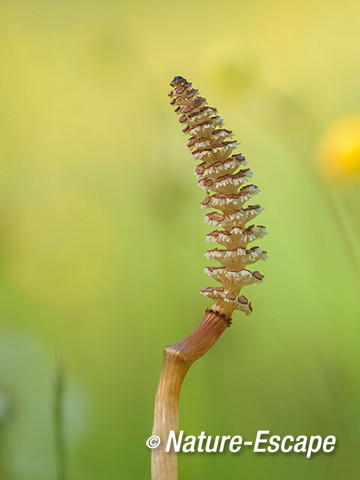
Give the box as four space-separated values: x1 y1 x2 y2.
170 76 186 86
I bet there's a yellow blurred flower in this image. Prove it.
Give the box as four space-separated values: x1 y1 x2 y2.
318 116 360 181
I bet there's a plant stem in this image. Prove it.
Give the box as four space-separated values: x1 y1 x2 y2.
54 356 66 480
151 307 231 480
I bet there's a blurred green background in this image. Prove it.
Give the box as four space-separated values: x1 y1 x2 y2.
0 0 359 479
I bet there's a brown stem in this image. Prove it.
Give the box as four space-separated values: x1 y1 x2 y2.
151 307 231 480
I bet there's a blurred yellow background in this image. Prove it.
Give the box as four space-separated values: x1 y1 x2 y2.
0 0 359 479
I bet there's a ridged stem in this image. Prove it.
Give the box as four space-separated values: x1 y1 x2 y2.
151 308 230 480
